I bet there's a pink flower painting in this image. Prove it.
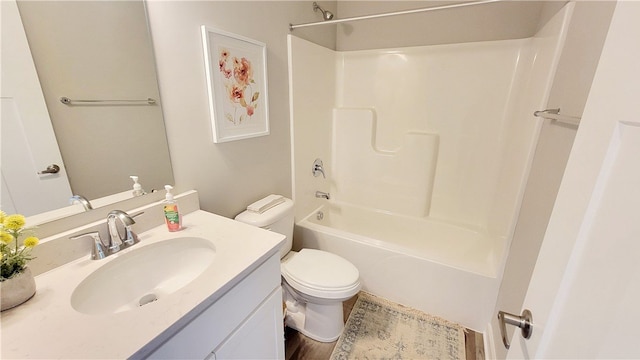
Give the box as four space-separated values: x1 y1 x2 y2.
203 26 269 142
219 48 260 125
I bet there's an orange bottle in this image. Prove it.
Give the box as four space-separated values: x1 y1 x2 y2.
163 185 182 231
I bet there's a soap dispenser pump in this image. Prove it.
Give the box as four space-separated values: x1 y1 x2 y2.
163 185 181 231
130 176 146 196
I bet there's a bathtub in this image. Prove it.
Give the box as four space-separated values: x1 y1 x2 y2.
293 202 505 331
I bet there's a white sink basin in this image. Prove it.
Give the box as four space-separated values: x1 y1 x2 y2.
71 237 216 315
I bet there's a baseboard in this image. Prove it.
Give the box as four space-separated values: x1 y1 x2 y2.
484 322 496 360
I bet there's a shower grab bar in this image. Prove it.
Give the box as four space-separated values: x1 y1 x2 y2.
290 0 501 31
60 97 156 105
533 108 581 126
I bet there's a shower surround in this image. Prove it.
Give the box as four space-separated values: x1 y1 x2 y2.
289 5 571 331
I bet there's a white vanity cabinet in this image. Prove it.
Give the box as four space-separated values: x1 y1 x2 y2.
140 253 285 360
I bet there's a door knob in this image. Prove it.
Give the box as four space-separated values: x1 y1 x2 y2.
37 164 60 175
497 309 533 349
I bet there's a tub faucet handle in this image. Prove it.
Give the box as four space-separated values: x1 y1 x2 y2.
312 158 326 178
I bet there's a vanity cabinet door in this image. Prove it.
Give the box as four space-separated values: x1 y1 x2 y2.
211 288 284 360
141 254 282 360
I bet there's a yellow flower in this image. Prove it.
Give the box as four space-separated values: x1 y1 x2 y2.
0 231 12 244
0 210 6 224
4 214 26 231
23 236 39 248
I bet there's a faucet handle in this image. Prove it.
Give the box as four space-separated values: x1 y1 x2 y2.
70 231 106 260
123 227 139 246
312 158 326 178
130 211 144 219
123 211 144 246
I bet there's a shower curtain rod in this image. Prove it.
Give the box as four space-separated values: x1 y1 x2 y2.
289 0 501 31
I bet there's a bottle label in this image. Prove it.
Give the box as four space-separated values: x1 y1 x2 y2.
164 205 180 224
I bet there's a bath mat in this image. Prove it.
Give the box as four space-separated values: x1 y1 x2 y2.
331 292 466 360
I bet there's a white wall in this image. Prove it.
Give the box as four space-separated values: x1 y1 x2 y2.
146 1 335 218
1 0 73 216
335 41 534 231
291 34 565 241
490 2 615 357
503 2 640 357
288 35 336 221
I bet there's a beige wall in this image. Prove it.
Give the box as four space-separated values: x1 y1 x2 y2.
146 1 335 218
336 1 547 51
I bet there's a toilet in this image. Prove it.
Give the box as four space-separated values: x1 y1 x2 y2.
235 195 360 342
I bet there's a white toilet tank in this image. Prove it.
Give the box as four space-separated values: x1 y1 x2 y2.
234 195 294 258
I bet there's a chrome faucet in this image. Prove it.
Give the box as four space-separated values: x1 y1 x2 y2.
107 210 139 251
69 194 93 211
70 210 143 260
315 191 330 200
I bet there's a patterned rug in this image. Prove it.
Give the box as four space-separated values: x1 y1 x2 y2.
330 292 466 360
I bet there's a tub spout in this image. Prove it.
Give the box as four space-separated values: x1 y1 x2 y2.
315 191 330 200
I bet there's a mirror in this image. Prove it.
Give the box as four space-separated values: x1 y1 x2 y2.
1 0 174 220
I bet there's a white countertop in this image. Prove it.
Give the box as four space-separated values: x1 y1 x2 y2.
1 210 284 359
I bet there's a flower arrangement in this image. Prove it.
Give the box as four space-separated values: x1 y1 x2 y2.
218 48 260 125
0 211 38 281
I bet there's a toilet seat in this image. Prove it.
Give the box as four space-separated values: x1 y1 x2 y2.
282 249 360 300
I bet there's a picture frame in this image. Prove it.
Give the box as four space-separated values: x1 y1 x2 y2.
201 26 269 143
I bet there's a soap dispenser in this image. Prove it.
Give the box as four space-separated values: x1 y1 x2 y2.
130 176 146 197
163 185 181 231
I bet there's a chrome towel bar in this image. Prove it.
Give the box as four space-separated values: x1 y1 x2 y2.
533 108 581 126
60 97 156 105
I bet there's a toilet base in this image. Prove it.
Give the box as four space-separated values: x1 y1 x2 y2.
282 283 346 342
284 298 344 342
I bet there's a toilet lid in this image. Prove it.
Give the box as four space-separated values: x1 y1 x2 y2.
282 249 359 296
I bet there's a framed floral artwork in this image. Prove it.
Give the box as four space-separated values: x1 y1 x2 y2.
201 26 269 143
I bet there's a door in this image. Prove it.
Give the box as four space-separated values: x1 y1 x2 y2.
1 0 73 216
504 2 640 358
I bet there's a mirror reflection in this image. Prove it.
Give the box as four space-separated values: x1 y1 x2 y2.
1 0 174 218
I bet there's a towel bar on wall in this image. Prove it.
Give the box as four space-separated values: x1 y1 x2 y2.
59 97 156 105
533 108 580 126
